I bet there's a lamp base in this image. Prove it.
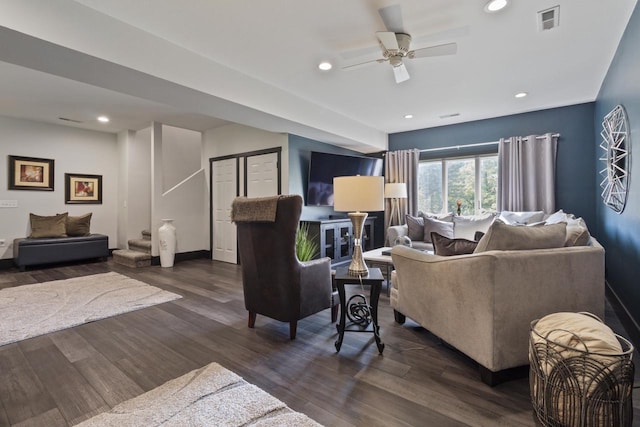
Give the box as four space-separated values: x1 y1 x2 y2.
347 212 369 276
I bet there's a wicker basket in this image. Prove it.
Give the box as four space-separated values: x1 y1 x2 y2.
529 313 635 427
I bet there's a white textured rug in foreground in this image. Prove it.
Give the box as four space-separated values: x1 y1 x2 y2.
0 271 182 346
77 362 322 426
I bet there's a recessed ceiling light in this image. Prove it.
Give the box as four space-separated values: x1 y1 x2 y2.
404 114 414 119
318 61 332 71
515 92 528 98
484 0 508 13
97 115 110 123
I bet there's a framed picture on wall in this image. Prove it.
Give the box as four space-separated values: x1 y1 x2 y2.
65 173 102 204
8 155 55 191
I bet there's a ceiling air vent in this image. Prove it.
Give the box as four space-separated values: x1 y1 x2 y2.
59 117 83 123
538 6 559 31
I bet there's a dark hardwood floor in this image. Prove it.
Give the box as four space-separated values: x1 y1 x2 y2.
0 258 638 426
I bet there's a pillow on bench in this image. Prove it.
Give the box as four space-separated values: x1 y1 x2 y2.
29 213 68 238
66 213 92 236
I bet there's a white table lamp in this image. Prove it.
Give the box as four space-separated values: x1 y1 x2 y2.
384 183 407 226
334 175 384 276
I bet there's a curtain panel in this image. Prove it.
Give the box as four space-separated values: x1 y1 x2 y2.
384 149 419 239
497 133 558 213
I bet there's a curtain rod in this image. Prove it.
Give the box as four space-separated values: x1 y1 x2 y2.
419 133 560 153
420 141 497 153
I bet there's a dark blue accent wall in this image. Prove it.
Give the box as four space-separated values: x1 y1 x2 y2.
288 134 372 220
288 134 385 246
389 103 597 227
595 2 640 327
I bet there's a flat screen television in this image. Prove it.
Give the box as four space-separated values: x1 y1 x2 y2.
307 151 383 206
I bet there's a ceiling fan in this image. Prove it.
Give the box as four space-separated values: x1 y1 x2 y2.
342 5 458 84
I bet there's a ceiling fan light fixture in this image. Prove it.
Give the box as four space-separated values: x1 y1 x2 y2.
318 61 332 71
484 0 508 13
389 56 403 68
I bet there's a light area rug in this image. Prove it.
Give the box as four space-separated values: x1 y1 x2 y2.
0 271 182 347
76 362 322 426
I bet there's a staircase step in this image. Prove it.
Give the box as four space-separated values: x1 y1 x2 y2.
128 238 152 254
141 230 151 241
112 249 151 268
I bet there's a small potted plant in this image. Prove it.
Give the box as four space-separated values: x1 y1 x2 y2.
296 223 319 262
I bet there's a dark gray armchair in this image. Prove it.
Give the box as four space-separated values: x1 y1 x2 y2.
232 194 337 339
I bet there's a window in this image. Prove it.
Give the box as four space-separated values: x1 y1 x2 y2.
418 154 498 215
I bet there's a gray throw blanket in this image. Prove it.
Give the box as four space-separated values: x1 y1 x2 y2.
231 196 282 222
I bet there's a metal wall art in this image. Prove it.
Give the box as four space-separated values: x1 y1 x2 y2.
599 105 630 213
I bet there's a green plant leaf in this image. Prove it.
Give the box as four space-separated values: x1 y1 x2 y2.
296 223 318 262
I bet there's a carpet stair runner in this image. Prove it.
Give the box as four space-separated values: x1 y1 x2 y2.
113 229 152 268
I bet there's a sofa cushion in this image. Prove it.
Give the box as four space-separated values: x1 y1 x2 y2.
474 220 566 252
423 217 454 242
498 210 545 225
544 209 570 224
66 213 92 237
418 211 454 222
29 213 68 238
565 217 591 247
431 232 478 256
405 215 425 241
453 213 495 240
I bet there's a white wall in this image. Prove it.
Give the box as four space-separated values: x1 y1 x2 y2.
203 123 289 191
0 115 118 259
151 123 206 256
126 126 152 243
162 124 202 190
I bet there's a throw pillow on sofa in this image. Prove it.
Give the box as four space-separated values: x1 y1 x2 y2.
423 217 454 242
474 220 566 252
498 210 545 225
405 215 425 241
431 232 478 256
565 217 591 247
29 212 68 238
544 210 592 246
452 213 496 240
66 213 92 236
418 210 454 222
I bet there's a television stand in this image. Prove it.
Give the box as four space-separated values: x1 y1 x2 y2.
301 217 375 267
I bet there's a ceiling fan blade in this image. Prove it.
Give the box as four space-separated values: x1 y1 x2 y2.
378 4 404 33
376 31 399 51
342 58 386 70
411 42 457 59
392 63 410 83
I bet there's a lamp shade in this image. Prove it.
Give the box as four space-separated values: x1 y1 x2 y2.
333 176 384 212
384 183 407 199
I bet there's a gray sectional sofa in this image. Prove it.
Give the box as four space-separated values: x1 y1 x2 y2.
389 212 604 385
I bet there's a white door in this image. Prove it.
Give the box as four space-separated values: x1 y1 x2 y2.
212 158 237 263
246 152 279 197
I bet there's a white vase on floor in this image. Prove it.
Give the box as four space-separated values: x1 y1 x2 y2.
158 219 176 267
